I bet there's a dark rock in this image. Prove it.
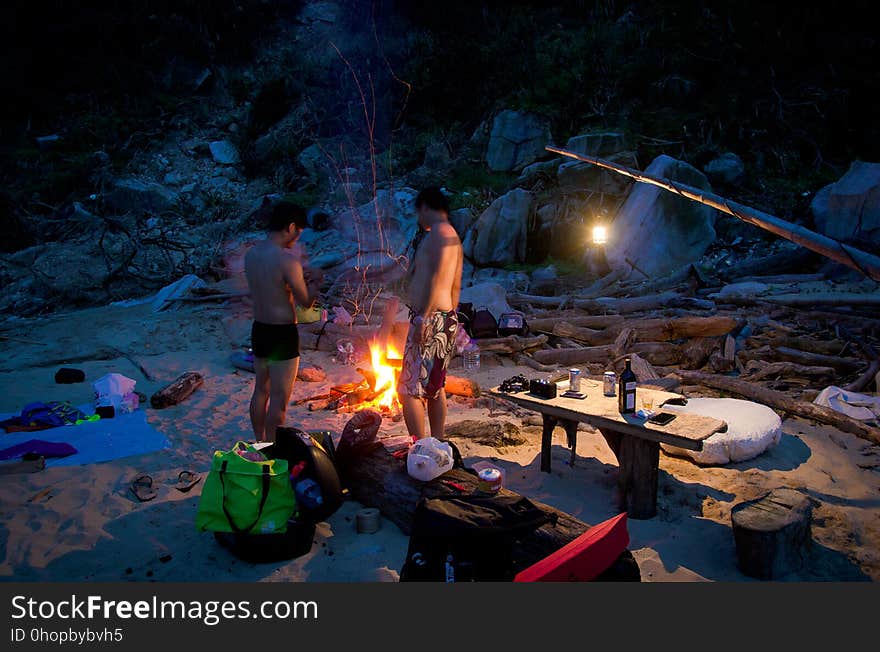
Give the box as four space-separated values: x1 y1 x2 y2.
486 110 552 171
811 160 880 246
105 178 179 214
704 152 745 185
463 188 533 265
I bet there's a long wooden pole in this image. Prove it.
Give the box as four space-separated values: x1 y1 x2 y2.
546 146 880 282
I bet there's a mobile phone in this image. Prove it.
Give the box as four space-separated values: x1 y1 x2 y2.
648 412 677 426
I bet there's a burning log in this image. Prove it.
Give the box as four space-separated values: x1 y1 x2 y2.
339 446 640 579
445 375 481 398
674 370 880 446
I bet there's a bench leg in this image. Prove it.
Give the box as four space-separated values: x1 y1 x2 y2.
563 420 579 467
540 414 558 473
600 429 660 519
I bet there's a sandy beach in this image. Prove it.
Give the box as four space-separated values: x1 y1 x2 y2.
0 296 877 582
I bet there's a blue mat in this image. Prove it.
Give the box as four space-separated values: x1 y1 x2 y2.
0 410 171 467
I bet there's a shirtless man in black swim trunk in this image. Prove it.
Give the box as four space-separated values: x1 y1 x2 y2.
245 201 320 442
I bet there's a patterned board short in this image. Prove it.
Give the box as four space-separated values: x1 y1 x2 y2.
400 310 459 399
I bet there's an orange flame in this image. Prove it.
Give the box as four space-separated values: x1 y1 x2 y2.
368 341 402 411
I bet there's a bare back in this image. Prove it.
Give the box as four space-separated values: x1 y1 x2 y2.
407 221 463 314
245 240 309 324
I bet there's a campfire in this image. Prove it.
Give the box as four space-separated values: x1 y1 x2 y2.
305 340 403 418
363 341 403 414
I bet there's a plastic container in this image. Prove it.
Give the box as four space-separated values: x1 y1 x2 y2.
294 478 324 511
407 437 454 482
462 342 481 371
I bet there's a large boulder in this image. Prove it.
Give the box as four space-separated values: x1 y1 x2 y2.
605 155 716 279
557 151 637 195
703 152 745 185
332 188 418 257
556 132 634 195
486 110 551 171
564 131 628 157
104 178 179 214
449 207 477 239
811 161 880 246
209 140 240 165
463 188 533 265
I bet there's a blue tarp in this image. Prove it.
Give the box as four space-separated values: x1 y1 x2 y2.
0 410 171 467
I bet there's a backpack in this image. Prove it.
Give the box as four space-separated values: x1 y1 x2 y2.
470 306 498 339
497 311 528 337
400 494 552 582
456 302 475 337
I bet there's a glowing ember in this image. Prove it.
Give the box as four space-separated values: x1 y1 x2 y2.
367 341 402 412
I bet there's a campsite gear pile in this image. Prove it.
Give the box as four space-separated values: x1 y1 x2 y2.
197 428 343 563
400 494 552 582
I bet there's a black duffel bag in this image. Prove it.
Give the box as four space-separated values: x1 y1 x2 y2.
400 494 552 582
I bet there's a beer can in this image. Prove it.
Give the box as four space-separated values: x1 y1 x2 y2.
603 371 617 396
568 368 581 393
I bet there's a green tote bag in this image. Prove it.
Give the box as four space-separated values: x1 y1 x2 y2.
196 442 296 534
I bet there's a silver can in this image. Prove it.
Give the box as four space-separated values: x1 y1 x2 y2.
568 368 581 393
603 371 617 396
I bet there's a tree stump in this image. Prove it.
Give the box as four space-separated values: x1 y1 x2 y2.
150 371 204 409
731 488 812 579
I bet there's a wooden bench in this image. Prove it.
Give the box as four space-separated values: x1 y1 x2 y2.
490 379 727 519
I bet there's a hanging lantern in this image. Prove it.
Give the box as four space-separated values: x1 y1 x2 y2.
592 225 608 245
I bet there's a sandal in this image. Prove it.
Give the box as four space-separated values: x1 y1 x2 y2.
174 470 201 493
129 473 157 502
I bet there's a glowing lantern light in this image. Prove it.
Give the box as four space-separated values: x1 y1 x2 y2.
592 225 608 245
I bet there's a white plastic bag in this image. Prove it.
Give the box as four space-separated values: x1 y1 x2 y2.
407 437 454 482
93 373 137 411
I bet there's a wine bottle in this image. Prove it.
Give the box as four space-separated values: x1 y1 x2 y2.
618 357 637 414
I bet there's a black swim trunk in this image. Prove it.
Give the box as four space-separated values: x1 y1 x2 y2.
251 322 300 361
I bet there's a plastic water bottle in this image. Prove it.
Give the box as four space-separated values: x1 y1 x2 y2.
462 342 481 370
445 554 455 582
295 478 324 511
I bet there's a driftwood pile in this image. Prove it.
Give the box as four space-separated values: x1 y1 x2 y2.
497 266 880 446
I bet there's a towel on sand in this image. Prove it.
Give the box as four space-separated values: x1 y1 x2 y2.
0 410 170 467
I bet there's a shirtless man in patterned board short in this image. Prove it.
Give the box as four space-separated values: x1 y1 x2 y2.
399 187 463 440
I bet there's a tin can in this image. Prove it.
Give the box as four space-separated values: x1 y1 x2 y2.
568 368 582 393
603 371 617 396
477 467 503 494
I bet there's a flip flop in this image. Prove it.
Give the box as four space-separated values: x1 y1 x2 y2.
129 474 157 502
174 470 201 493
0 456 45 475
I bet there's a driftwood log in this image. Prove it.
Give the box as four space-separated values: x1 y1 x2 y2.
533 342 683 367
445 376 481 398
675 370 880 445
150 371 204 409
340 446 640 580
476 334 548 354
529 314 624 333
